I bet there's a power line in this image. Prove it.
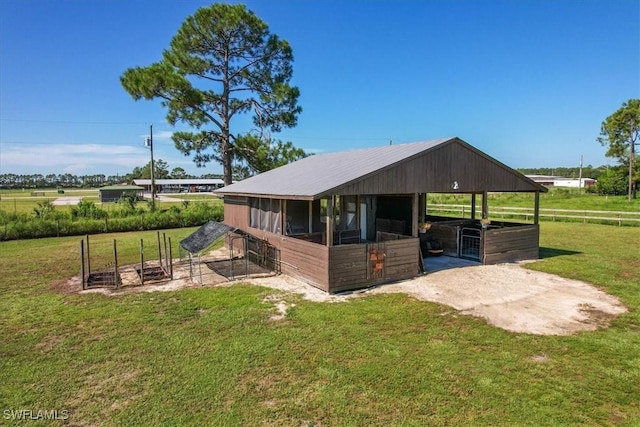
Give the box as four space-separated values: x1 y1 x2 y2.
0 118 159 125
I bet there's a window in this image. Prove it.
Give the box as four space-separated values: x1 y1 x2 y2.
249 198 281 234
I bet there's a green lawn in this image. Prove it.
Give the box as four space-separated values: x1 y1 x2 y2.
0 189 222 216
1 224 639 425
428 188 640 212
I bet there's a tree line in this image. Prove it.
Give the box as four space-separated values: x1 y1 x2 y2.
0 160 222 189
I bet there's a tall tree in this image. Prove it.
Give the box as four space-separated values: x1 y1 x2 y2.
233 134 307 177
134 159 170 180
598 99 640 200
120 3 302 185
170 167 190 179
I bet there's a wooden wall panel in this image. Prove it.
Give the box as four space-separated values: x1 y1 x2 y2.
332 140 541 195
223 197 249 231
328 244 369 292
383 239 420 280
275 236 329 292
483 224 539 264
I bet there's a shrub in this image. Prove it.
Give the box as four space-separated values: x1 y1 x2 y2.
0 200 224 240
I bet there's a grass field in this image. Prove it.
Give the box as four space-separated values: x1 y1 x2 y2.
1 223 639 425
0 189 223 216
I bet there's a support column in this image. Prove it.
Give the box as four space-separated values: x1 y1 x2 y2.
412 193 419 237
482 191 489 219
418 193 426 223
534 191 540 224
283 199 288 235
471 193 477 220
326 196 333 247
308 200 313 233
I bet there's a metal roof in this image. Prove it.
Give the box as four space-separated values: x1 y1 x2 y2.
216 138 454 199
215 137 546 199
99 185 144 191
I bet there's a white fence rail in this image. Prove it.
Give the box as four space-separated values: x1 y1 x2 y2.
427 204 640 226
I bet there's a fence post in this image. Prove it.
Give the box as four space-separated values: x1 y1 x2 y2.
86 235 91 275
168 237 173 280
80 240 86 290
114 239 119 290
140 238 144 286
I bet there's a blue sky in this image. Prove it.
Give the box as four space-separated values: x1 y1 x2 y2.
1 0 638 177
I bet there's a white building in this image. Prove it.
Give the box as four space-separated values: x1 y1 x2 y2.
526 175 596 188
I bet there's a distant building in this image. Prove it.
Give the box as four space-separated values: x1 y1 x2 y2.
526 175 596 188
99 185 144 203
132 179 225 193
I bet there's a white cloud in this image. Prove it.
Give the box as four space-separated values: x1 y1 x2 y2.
0 143 150 174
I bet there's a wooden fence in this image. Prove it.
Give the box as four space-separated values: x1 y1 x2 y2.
427 204 640 226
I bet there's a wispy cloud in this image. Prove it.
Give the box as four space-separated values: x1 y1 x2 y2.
1 143 149 174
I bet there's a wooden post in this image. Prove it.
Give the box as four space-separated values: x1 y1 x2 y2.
140 239 144 286
418 193 426 223
168 237 173 280
85 235 91 276
482 191 489 219
80 240 86 290
424 193 428 217
114 239 119 290
282 200 287 235
163 233 169 274
534 191 540 224
308 200 313 233
326 196 333 247
156 231 162 269
471 193 477 220
230 234 234 280
412 193 419 237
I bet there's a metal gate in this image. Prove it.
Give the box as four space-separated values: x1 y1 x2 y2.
459 227 481 261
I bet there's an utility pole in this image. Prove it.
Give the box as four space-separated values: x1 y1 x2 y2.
578 154 583 191
146 124 156 211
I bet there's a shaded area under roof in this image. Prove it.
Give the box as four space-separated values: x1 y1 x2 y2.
180 221 235 254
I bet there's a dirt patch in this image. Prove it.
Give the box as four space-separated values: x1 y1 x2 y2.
56 258 627 336
51 196 82 206
250 263 627 335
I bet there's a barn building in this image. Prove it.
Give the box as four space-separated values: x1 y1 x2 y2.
99 185 144 203
215 137 547 293
132 178 225 193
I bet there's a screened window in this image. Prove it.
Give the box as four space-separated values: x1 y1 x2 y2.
249 197 281 234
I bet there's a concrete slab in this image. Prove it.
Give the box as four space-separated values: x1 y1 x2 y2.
423 255 480 273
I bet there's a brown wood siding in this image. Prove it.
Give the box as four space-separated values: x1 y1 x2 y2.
331 142 539 195
223 198 250 231
223 198 329 290
277 236 329 291
383 239 421 280
327 238 420 293
328 244 369 292
483 224 540 264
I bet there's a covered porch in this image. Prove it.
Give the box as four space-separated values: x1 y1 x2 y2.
216 137 547 293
